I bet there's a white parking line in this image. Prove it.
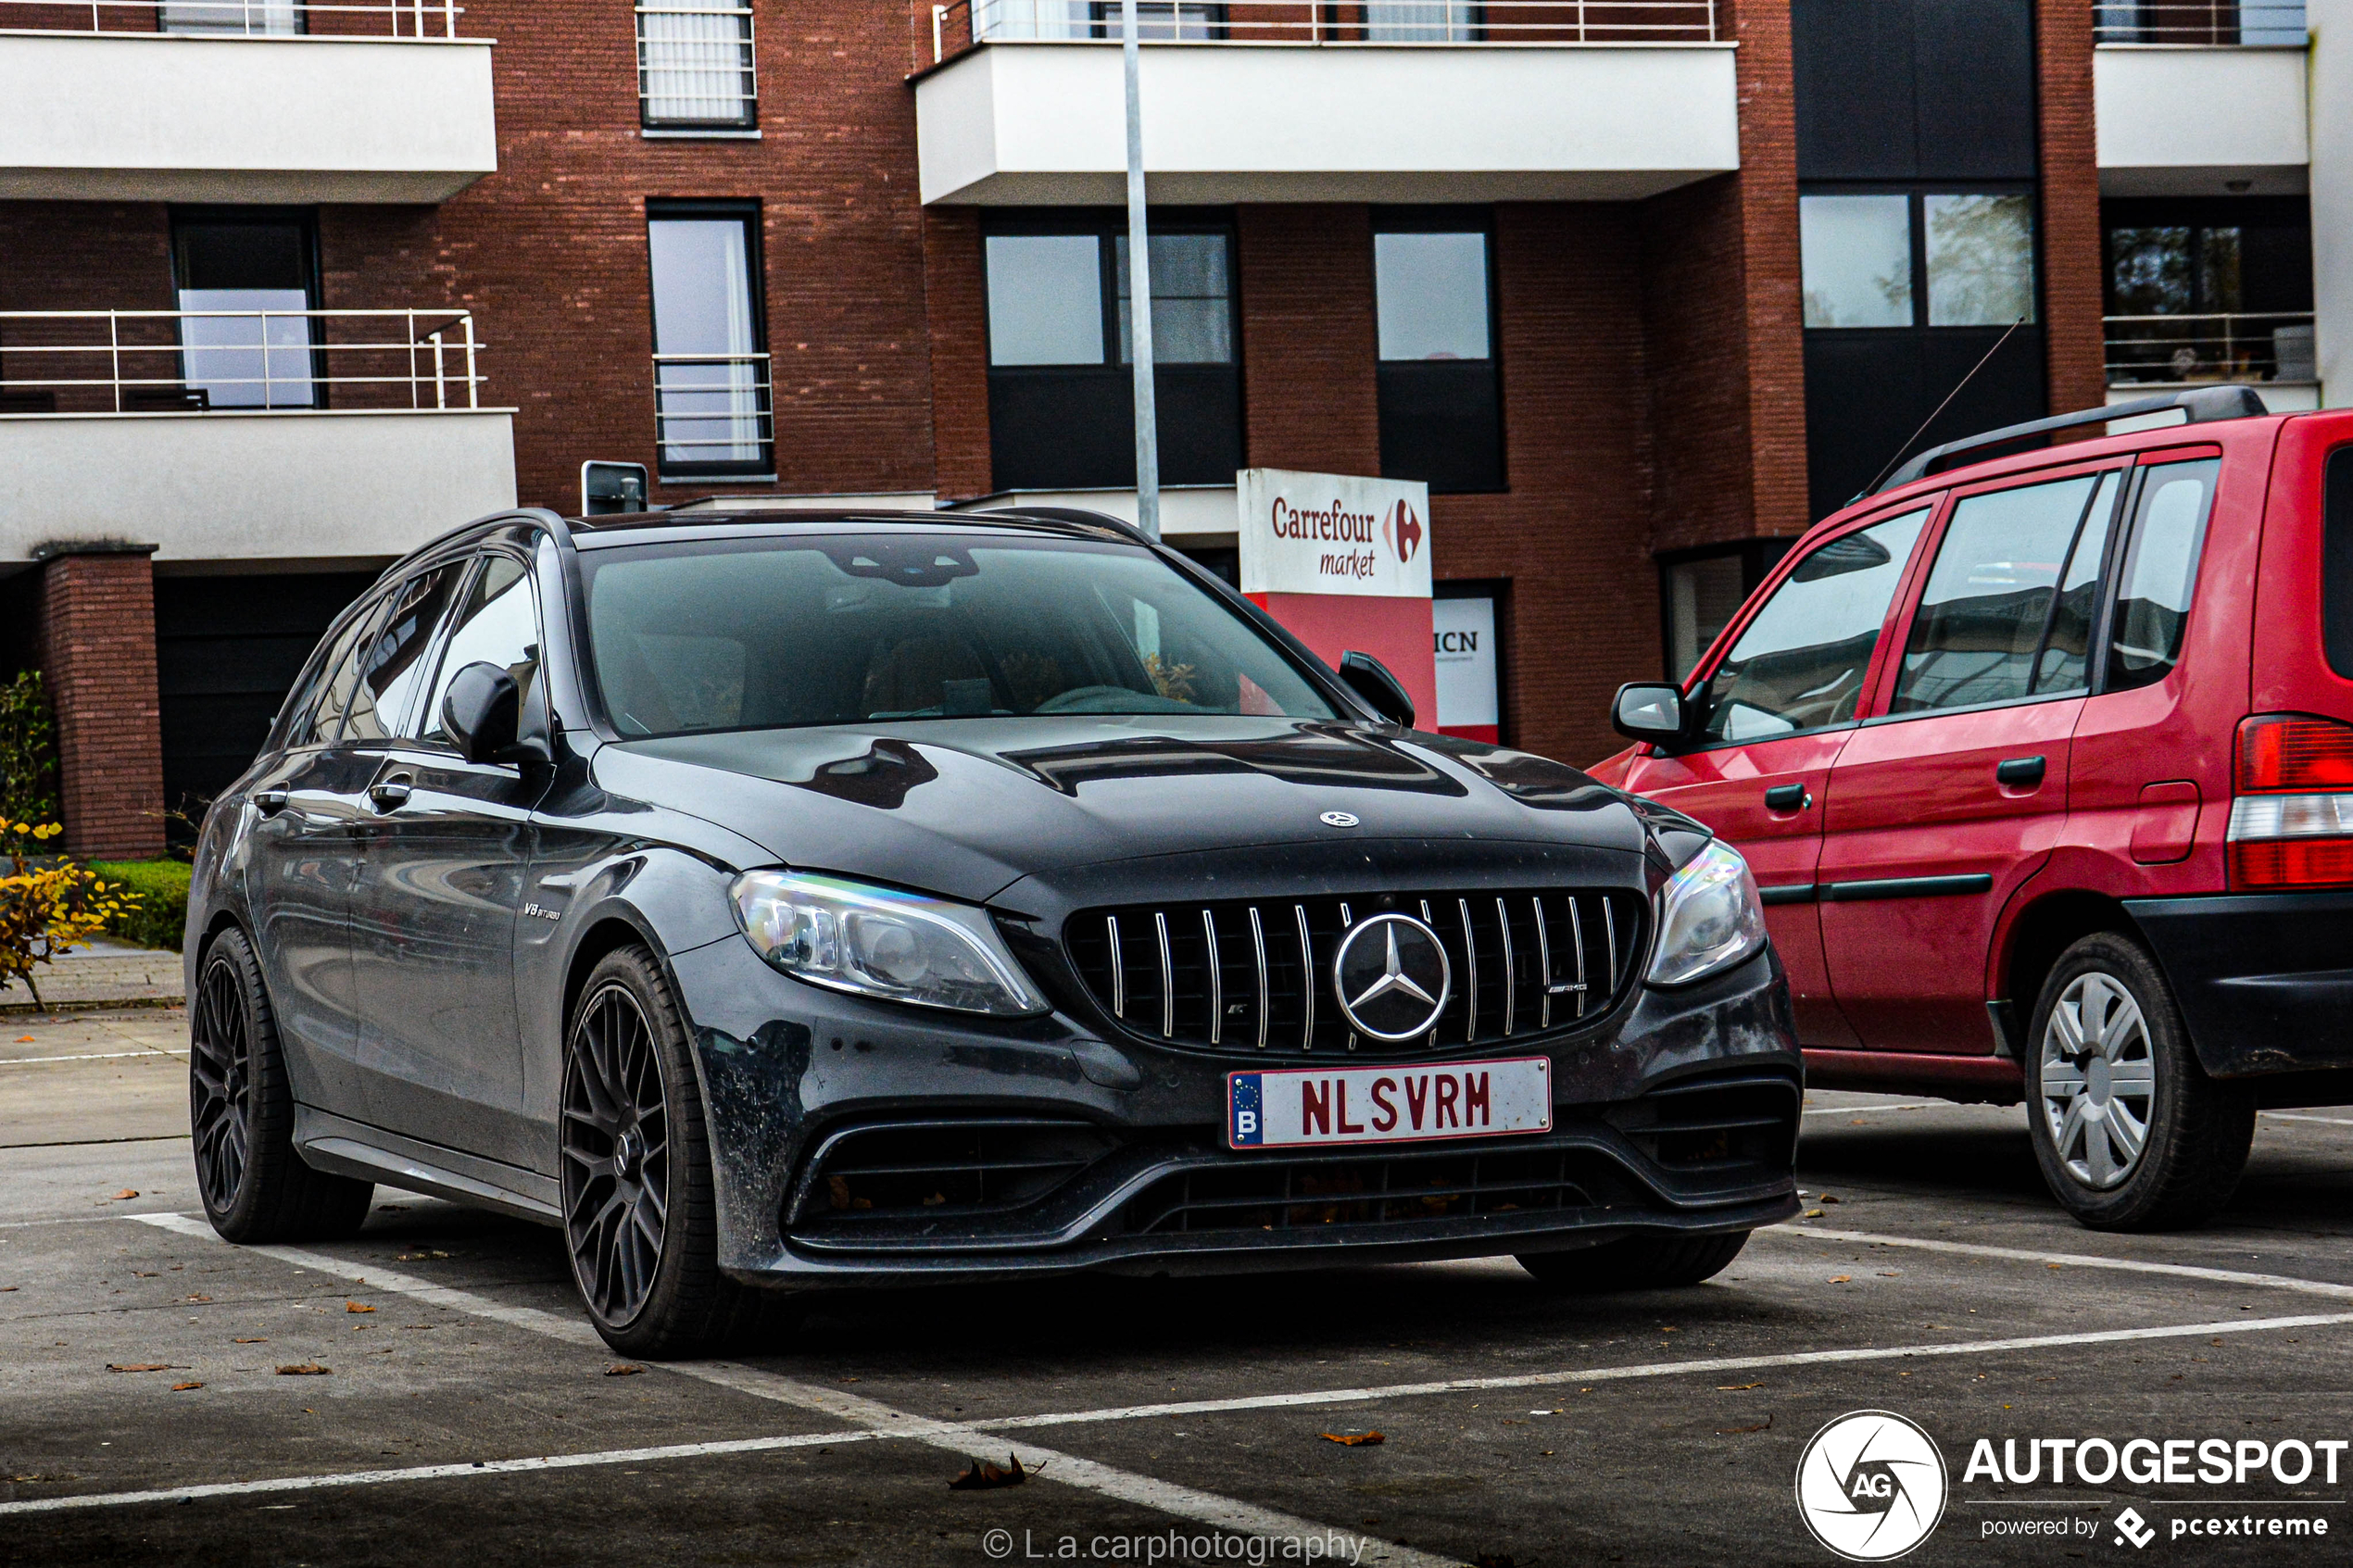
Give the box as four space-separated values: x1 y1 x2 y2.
1783 1224 2353 1301
0 1048 190 1067
0 1431 884 1517
1800 1102 1944 1116
125 1213 1451 1566
2263 1111 2353 1128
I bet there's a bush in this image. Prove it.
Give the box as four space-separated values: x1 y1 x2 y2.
2 823 139 1008
0 671 57 828
89 859 191 952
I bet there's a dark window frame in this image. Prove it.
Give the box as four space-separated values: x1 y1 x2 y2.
1435 575 1512 746
645 198 773 482
1371 205 1504 495
169 205 326 411
1655 540 1795 682
636 2 759 132
1799 182 2043 335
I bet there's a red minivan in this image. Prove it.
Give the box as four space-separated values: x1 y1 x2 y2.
1592 387 2353 1231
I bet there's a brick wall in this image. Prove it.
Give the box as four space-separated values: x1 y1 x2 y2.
925 207 992 500
35 548 166 859
1236 205 1380 476
2037 0 2109 420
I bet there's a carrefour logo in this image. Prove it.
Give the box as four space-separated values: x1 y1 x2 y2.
1795 1411 1949 1562
1381 498 1422 565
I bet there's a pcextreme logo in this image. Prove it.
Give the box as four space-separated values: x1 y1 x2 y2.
1795 1411 1950 1562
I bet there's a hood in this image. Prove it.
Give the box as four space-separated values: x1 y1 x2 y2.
590 716 1650 904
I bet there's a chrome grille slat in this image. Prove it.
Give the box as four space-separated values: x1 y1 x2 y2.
1066 887 1643 1058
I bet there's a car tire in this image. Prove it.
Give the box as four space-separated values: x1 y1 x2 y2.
2024 931 2253 1232
560 943 787 1358
1516 1230 1750 1291
189 926 376 1244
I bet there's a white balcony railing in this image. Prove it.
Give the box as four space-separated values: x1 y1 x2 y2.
2093 3 2306 45
2105 311 2316 386
0 308 483 415
0 0 466 37
653 351 772 467
930 0 1720 63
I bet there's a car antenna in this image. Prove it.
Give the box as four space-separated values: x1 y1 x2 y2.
1856 317 2028 500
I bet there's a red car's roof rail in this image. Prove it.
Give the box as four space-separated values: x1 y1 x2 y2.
1873 384 2270 497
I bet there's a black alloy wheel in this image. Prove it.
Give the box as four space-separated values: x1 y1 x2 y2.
189 926 374 1243
561 975 673 1329
558 944 788 1357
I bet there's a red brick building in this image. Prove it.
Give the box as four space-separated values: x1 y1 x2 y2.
0 1 2321 857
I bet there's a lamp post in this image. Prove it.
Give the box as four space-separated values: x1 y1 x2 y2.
1121 0 1160 540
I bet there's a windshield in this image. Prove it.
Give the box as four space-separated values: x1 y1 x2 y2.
582 532 1340 737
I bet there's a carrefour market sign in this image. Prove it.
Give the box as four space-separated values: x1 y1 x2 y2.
1238 468 1433 599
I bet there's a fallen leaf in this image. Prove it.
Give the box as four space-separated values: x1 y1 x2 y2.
182 1295 212 1304
170 1382 204 1392
276 1363 331 1376
0 1286 16 1292
394 1251 451 1262
1829 1275 1852 1284
106 1363 182 1373
1818 1194 1841 1204
15 1035 31 1043
1717 1383 1765 1391
1320 1432 1386 1447
346 1301 375 1314
109 1190 139 1201
1539 1449 1555 1456
1802 1209 1825 1219
605 1363 645 1377
233 1337 268 1344
2046 1263 2063 1271
1718 1417 1774 1435
948 1453 1031 1490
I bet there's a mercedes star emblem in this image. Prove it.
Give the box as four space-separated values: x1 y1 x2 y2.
1331 914 1453 1042
1320 810 1360 828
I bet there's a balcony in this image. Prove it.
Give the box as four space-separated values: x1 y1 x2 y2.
2104 310 2321 420
0 307 516 565
2095 4 2308 196
0 2 497 204
912 2 1739 206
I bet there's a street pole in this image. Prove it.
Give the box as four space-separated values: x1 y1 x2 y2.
1122 0 1161 540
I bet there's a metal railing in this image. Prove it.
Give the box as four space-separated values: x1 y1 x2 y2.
0 1 465 38
930 1 1720 62
636 3 756 129
0 308 484 415
2104 311 2316 386
653 352 773 466
2094 3 2306 44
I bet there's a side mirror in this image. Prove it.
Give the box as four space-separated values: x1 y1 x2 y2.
1338 650 1415 729
443 661 528 766
1612 682 1692 745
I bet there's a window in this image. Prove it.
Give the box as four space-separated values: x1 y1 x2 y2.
1924 194 2035 326
343 565 464 744
1698 508 1930 744
1665 555 1752 682
289 600 390 749
981 216 1239 490
1433 583 1505 744
422 557 541 746
1800 192 2035 332
583 533 1338 736
2326 449 2353 680
976 3 1220 42
172 211 319 410
2107 458 2218 692
1374 216 1502 493
1801 195 1913 328
1368 3 1478 42
160 1 299 34
637 3 756 131
648 205 770 478
1893 470 2121 714
2104 196 2315 385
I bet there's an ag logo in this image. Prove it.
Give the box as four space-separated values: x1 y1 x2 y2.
1794 1411 1947 1562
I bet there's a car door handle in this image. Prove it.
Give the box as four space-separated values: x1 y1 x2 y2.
250 789 289 817
369 776 414 811
1763 784 1813 812
1995 756 2047 788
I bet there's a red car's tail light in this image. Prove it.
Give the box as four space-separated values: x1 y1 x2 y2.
2231 714 2353 888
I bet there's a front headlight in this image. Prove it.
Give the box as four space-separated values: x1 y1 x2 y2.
1644 837 1768 987
730 871 1048 1017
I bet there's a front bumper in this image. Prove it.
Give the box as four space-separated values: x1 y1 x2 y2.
671 926 1800 1288
2131 890 2353 1083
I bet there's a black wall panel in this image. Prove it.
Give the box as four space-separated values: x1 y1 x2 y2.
1803 327 2047 518
1794 0 2037 181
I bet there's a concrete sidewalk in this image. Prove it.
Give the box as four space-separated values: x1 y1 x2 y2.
0 938 182 1013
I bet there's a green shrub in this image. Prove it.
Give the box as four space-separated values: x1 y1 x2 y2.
89 859 192 952
0 671 57 828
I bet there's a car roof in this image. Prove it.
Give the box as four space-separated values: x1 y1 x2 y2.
561 505 1148 547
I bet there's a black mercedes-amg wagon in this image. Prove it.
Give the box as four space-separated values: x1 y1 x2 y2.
184 505 1800 1355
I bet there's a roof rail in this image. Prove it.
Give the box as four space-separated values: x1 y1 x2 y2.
1872 384 2269 495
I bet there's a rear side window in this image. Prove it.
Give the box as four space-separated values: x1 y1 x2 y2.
344 563 464 743
2323 448 2353 678
289 599 388 749
2107 458 2220 693
1697 508 1930 743
1893 470 2121 714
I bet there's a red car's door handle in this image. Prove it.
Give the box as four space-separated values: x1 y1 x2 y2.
1763 784 1812 812
1995 756 2047 787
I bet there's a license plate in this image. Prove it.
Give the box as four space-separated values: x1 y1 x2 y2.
1227 1057 1553 1150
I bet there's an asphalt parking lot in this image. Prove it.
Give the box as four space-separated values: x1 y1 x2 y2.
5 1006 2352 1567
